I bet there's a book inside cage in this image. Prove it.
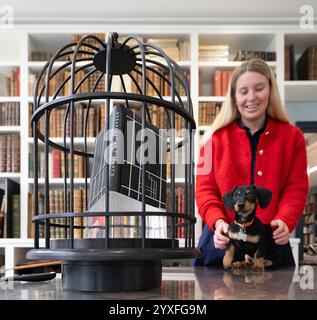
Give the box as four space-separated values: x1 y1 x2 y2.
87 103 167 239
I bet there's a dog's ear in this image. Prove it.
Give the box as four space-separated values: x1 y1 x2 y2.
222 187 236 211
254 186 272 209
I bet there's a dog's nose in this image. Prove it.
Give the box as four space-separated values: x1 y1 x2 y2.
238 203 245 210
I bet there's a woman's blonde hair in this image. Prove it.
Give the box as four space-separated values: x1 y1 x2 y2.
200 58 289 146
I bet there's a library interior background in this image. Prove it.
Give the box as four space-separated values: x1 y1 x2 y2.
0 0 317 300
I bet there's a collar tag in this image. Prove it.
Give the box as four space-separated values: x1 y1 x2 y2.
237 229 247 241
239 227 246 234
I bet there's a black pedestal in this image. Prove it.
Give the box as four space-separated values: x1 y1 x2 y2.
62 260 161 292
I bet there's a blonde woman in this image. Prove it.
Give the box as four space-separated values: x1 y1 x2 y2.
194 59 308 267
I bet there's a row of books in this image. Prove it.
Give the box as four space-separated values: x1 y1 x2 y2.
27 182 190 239
303 224 315 235
212 69 233 96
29 51 58 61
29 35 190 62
28 187 87 239
29 187 170 240
29 42 278 64
198 46 276 62
0 179 20 238
85 187 188 240
0 102 20 126
198 69 232 97
1 68 20 96
198 102 221 126
146 38 189 61
166 186 187 239
233 50 276 61
2 194 20 238
128 103 186 135
29 150 80 179
29 99 184 137
29 102 105 138
150 104 186 133
30 98 211 139
303 194 317 245
29 69 105 97
304 214 315 225
85 214 166 239
27 187 188 240
0 134 20 173
199 45 229 62
28 34 105 62
129 67 190 97
304 194 317 214
23 46 317 112
199 69 233 97
29 150 91 179
304 234 315 246
71 33 105 59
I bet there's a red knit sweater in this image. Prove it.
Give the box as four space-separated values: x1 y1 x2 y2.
196 117 309 233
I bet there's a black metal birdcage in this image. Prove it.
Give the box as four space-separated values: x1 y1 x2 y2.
27 32 199 292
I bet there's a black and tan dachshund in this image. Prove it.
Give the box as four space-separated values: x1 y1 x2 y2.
222 185 276 271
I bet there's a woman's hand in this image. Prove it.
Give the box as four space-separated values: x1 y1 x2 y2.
271 219 290 245
214 219 230 249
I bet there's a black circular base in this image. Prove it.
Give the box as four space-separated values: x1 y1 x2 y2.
27 238 201 292
62 260 161 292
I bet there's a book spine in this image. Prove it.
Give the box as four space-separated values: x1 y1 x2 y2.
213 70 222 96
109 105 125 192
11 194 20 238
297 48 308 80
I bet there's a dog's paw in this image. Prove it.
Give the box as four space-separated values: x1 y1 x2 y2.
231 261 247 269
223 260 232 270
263 259 273 267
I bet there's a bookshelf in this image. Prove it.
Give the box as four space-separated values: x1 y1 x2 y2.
284 33 317 101
0 24 316 273
303 193 317 246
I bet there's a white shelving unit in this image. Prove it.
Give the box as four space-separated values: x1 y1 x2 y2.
0 24 316 273
285 81 317 101
0 238 45 277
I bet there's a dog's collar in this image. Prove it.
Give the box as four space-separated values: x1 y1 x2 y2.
234 219 254 229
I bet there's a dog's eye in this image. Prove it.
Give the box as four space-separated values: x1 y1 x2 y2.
246 193 256 200
233 193 239 200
